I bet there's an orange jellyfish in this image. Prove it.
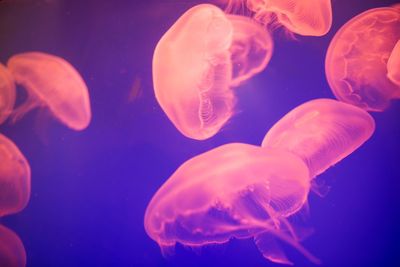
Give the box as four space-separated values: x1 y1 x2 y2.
0 225 26 267
7 52 92 130
0 134 31 217
262 98 375 178
325 7 400 111
0 63 16 125
224 0 332 36
387 40 400 86
153 4 273 140
145 143 319 264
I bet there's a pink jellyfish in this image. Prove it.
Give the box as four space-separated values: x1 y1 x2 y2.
224 0 332 36
0 134 31 217
0 225 26 267
387 40 400 86
153 4 273 140
145 143 319 264
0 63 16 125
325 7 400 111
7 52 92 130
262 98 375 178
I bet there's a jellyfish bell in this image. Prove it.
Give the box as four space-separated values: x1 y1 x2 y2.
153 4 273 140
0 63 16 125
325 7 400 111
0 225 26 267
7 52 92 131
262 98 375 178
144 143 318 264
0 134 31 217
387 40 400 86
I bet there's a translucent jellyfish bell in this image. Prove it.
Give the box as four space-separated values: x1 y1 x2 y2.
153 4 273 140
7 52 92 130
387 40 400 86
262 99 375 178
0 225 26 267
145 143 319 264
0 63 16 125
325 7 400 111
0 134 31 217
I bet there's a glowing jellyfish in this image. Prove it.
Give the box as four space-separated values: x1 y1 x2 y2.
325 7 400 111
7 52 92 130
153 4 273 140
262 99 375 178
0 134 31 217
0 225 26 267
387 40 400 86
0 63 16 125
224 0 332 36
145 143 319 264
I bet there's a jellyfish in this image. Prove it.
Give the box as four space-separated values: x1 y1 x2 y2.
387 40 400 86
153 4 273 140
0 134 31 217
0 225 26 267
7 52 92 130
325 7 400 111
224 0 332 36
145 143 320 264
262 98 375 178
0 63 16 125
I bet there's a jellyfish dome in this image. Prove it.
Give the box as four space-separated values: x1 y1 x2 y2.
145 143 319 264
262 98 375 178
7 52 92 130
0 134 31 217
325 7 400 111
0 63 16 125
153 4 273 140
0 224 26 267
387 40 400 86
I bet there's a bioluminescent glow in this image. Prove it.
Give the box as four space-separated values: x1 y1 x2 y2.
7 52 92 130
262 98 375 178
153 4 273 140
387 40 400 86
0 63 16 125
325 7 400 111
0 224 26 267
0 134 30 217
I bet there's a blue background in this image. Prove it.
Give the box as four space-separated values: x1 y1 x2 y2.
0 0 399 266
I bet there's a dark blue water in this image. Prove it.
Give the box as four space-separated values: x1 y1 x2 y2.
0 0 399 266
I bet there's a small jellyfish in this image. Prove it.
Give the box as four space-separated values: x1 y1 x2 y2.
224 0 332 36
0 63 16 125
262 98 375 178
153 4 273 140
0 134 31 217
7 52 92 130
387 40 400 86
0 225 26 267
325 7 400 111
145 143 318 264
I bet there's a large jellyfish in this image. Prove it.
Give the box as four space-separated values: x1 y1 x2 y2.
0 63 16 125
153 4 273 140
325 7 400 111
0 225 26 267
145 143 319 264
387 40 400 86
262 98 375 178
0 134 31 217
224 0 332 36
7 52 92 130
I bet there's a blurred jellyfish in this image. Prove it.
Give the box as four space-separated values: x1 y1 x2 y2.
325 7 400 111
262 99 375 178
224 0 332 36
387 40 400 86
7 52 92 130
145 143 319 264
153 4 273 140
0 134 31 217
0 63 16 125
0 225 26 267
